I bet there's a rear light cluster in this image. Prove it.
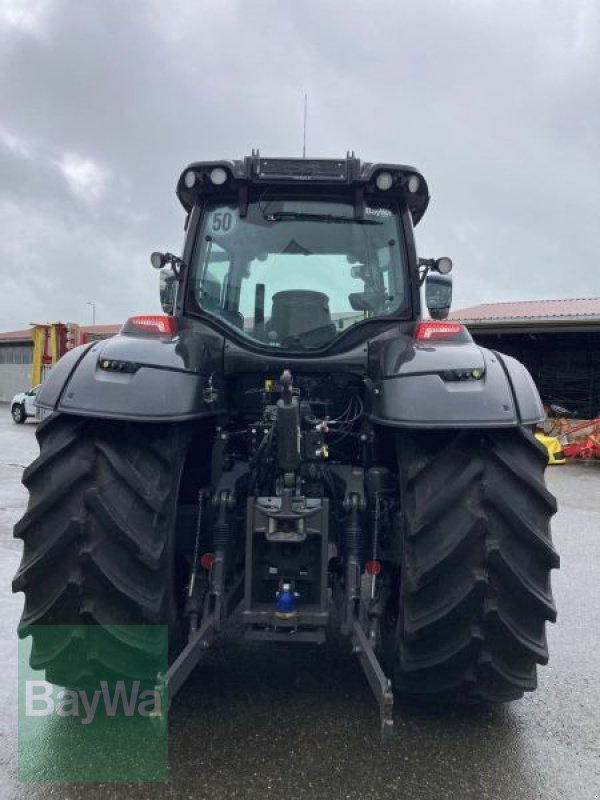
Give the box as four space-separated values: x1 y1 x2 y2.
415 321 466 341
99 359 138 373
441 368 484 382
122 315 176 335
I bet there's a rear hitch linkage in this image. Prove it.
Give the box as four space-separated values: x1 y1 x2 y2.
155 392 395 741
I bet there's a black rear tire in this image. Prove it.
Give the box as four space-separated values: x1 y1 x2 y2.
12 403 26 424
13 414 190 687
391 427 559 702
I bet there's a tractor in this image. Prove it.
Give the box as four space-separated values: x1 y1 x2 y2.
13 153 559 737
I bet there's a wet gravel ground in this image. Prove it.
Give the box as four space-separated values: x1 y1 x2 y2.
0 407 598 799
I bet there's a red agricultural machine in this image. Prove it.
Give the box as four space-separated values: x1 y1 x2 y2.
562 417 600 460
546 407 600 461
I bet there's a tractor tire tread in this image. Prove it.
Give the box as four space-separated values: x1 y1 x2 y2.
13 414 188 685
394 427 558 702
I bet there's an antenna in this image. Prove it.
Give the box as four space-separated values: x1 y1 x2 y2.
302 93 308 158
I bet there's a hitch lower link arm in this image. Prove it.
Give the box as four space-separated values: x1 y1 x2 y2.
157 489 239 707
344 491 394 741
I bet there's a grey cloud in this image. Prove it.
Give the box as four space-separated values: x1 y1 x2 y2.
0 0 598 330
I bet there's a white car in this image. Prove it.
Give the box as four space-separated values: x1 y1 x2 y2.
11 384 41 424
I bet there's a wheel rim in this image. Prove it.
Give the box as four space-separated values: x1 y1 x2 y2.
12 406 22 422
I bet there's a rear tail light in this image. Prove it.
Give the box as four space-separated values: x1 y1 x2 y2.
122 315 176 335
415 321 465 341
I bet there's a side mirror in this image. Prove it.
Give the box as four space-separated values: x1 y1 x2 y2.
425 273 453 320
159 267 177 314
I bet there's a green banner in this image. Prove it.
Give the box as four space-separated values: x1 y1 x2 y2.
18 625 168 782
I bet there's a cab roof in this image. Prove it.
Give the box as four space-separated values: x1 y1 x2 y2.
176 153 430 225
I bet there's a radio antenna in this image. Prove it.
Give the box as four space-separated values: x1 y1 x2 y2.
302 93 308 158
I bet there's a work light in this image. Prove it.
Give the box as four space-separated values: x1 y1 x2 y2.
375 171 393 190
210 167 228 185
183 170 197 189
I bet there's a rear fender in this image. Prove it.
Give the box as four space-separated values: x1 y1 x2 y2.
370 337 543 429
36 330 225 422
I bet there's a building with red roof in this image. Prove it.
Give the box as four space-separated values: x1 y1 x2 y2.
450 298 600 331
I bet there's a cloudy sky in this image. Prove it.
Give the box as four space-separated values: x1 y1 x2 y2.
0 0 598 330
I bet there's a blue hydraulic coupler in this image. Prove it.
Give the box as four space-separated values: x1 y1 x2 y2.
275 582 298 619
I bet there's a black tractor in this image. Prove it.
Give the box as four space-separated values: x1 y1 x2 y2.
13 153 559 737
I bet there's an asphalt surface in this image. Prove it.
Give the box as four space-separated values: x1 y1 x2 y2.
0 406 599 799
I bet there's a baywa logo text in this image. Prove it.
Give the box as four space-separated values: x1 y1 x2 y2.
25 680 162 725
19 626 168 782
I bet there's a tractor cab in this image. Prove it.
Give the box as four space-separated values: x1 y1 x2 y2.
157 155 450 349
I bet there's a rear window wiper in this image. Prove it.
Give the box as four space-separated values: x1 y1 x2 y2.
264 211 382 225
